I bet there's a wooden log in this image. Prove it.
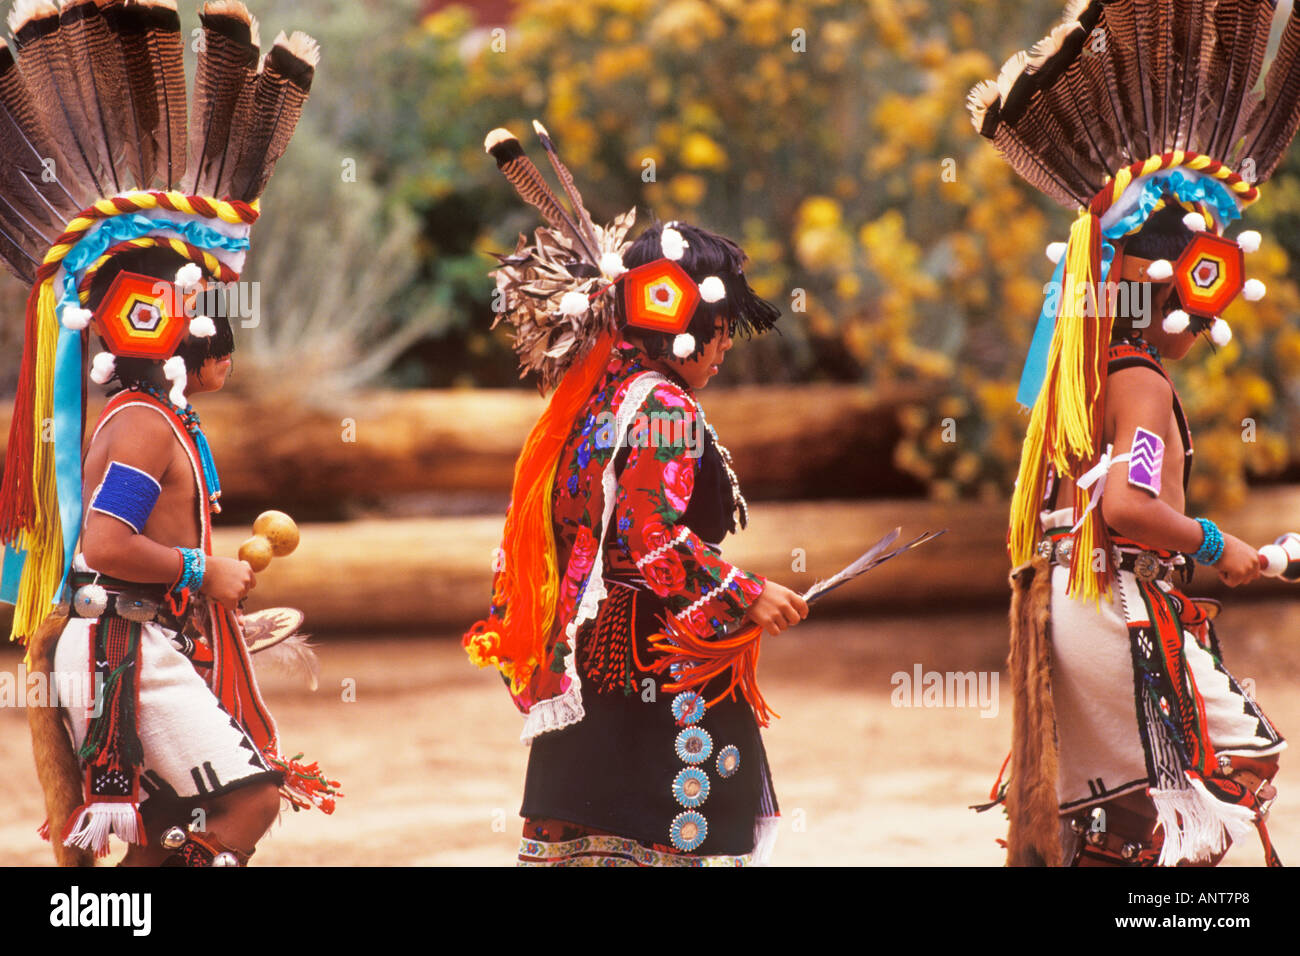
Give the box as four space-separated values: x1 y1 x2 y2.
0 384 931 519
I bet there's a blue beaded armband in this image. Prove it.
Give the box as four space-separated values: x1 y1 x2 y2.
173 547 206 597
1193 518 1225 566
90 462 161 533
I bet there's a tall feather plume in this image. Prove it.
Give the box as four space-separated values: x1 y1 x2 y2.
1202 1 1272 160
224 29 316 201
182 0 255 196
531 119 601 263
968 0 1300 206
1240 7 1300 182
214 12 260 196
57 0 136 193
8 0 107 205
484 127 597 261
0 36 76 280
105 0 188 191
1167 0 1207 150
1100 0 1153 159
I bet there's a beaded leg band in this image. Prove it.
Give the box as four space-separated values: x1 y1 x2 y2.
159 825 254 867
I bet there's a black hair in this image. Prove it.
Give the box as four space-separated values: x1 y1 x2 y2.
83 246 235 391
616 220 780 359
1122 201 1196 262
1114 200 1214 338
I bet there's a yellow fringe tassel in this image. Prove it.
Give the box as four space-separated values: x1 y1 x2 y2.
1009 211 1111 602
12 281 66 660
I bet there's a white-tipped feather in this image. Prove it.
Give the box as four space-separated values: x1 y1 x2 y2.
1237 230 1261 254
672 333 696 358
7 0 58 34
966 79 1000 131
1046 241 1067 263
1183 211 1207 233
1210 318 1232 346
995 51 1029 100
1243 278 1266 301
189 314 217 337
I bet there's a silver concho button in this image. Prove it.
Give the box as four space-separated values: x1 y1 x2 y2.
1134 552 1160 582
211 852 240 867
161 826 187 849
72 584 108 618
116 593 158 623
1057 537 1074 565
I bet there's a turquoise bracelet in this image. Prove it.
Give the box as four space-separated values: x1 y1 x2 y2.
1193 518 1225 566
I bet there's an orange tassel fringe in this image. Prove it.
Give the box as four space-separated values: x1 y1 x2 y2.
649 617 778 727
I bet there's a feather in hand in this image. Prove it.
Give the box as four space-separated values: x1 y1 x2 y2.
248 629 319 692
802 528 947 605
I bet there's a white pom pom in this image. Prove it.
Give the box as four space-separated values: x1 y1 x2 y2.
672 332 696 358
163 355 188 407
1145 258 1173 281
1243 278 1266 301
558 291 588 316
1210 317 1232 346
1162 309 1190 334
699 275 726 303
599 251 626 278
1045 242 1066 264
174 262 203 292
59 305 93 331
189 314 217 338
89 351 116 385
1237 230 1261 254
661 226 686 261
1182 211 1207 232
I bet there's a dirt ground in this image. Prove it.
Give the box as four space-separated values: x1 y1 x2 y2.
2 602 1297 867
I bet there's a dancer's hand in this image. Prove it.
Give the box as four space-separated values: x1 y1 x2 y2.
1216 533 1262 587
745 581 809 636
202 557 257 610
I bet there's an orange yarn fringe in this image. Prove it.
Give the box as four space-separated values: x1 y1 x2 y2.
650 617 778 727
464 332 618 690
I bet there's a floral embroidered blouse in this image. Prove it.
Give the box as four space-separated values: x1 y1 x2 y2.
493 339 766 715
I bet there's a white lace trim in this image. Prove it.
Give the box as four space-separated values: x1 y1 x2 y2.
524 372 667 744
676 566 740 621
634 527 691 569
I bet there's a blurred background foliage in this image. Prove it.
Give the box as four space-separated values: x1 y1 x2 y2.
3 0 1300 508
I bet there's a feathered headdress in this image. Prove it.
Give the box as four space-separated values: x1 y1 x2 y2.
0 0 317 645
969 0 1300 599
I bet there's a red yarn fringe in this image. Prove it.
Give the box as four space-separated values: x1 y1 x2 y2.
649 617 778 727
0 289 43 542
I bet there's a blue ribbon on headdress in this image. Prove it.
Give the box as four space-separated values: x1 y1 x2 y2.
46 216 249 602
1015 172 1246 410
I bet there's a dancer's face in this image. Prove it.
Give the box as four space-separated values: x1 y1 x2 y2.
664 317 734 390
188 353 233 394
